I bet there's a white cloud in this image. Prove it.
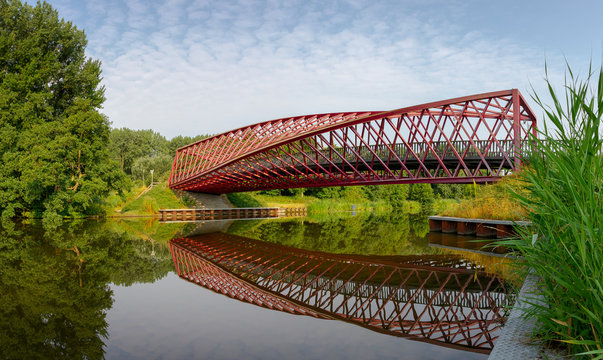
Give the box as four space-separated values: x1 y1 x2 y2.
50 0 572 138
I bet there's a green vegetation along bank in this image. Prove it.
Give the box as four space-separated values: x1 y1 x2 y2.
501 66 602 358
225 182 477 215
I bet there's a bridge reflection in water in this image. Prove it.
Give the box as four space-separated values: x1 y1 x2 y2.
169 233 516 354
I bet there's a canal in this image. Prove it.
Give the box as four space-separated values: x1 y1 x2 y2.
0 212 519 359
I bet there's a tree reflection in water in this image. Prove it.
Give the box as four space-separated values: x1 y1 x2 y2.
0 213 515 359
0 220 175 360
226 211 432 256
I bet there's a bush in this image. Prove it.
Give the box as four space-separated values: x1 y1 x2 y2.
440 176 527 220
408 183 434 213
389 184 410 208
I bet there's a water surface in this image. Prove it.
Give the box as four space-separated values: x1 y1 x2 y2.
0 212 517 359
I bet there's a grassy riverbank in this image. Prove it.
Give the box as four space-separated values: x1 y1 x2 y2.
438 176 527 221
108 183 189 216
227 191 425 214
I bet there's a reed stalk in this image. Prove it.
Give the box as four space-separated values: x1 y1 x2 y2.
505 63 602 357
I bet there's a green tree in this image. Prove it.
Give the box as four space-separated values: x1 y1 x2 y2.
311 186 342 199
0 1 127 219
408 183 434 213
167 134 210 156
108 128 169 175
389 184 410 208
432 184 470 199
108 127 137 173
131 154 173 184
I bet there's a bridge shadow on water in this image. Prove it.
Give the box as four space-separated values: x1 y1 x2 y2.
169 232 517 355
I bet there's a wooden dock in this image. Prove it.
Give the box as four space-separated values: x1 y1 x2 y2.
428 216 531 238
159 207 307 221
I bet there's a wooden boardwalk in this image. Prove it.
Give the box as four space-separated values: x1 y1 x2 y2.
428 216 531 238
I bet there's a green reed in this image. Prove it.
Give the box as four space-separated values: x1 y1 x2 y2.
506 63 602 357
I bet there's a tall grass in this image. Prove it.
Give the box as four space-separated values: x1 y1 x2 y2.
506 64 602 357
440 176 527 220
306 198 393 213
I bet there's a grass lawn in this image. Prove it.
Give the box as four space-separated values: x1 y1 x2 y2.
119 183 188 216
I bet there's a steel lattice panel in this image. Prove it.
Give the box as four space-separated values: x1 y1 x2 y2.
169 90 537 193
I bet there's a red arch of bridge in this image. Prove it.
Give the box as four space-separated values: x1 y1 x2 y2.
169 89 536 194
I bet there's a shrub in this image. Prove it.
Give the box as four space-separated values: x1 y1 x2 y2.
409 183 434 213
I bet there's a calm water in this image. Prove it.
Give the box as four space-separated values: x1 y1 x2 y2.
0 212 517 360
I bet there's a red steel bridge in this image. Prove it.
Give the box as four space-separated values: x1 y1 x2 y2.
170 233 516 354
169 89 536 193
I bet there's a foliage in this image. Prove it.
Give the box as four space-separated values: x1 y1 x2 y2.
503 64 603 357
131 154 173 184
108 218 194 243
433 198 459 215
226 212 439 256
0 220 174 359
0 1 128 219
108 128 209 181
388 184 410 208
108 128 166 174
306 198 391 213
408 183 434 213
228 185 420 214
165 134 209 156
311 186 342 199
432 184 472 199
259 189 281 196
440 176 527 220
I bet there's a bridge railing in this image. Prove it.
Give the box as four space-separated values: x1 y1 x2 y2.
246 139 532 174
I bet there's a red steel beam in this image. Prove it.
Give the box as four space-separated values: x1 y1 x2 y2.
169 90 537 193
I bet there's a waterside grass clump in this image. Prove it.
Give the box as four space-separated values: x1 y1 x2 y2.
506 65 602 357
440 176 527 221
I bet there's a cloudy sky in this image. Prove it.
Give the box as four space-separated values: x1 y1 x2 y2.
41 0 603 138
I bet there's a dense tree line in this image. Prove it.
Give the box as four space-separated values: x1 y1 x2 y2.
108 128 208 184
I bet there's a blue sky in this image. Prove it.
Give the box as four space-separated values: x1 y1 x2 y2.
41 0 603 138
